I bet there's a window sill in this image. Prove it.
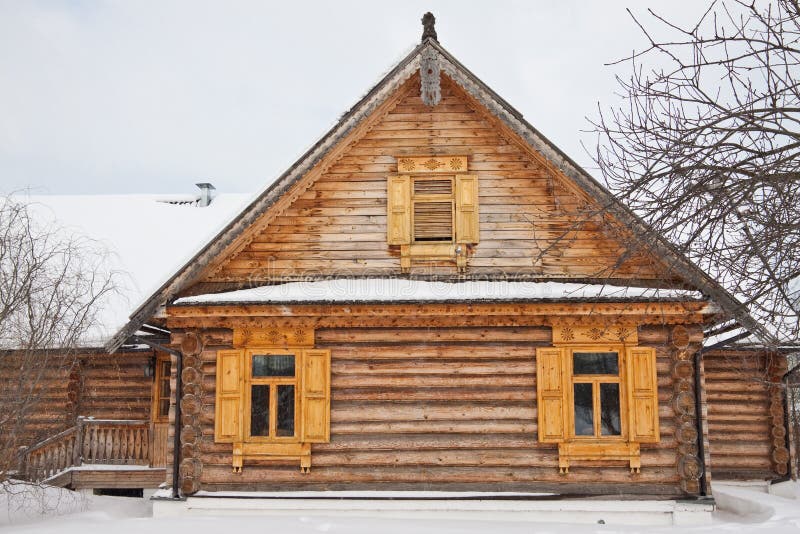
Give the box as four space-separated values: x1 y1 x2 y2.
558 441 641 474
399 243 467 272
231 441 311 474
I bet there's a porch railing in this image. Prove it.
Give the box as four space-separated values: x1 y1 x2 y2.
19 417 150 482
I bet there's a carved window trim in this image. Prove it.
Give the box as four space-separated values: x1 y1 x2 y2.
215 328 330 474
538 326 659 474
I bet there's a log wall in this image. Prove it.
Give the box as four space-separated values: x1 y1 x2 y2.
0 351 75 451
79 352 153 421
704 349 789 480
185 322 698 496
0 350 155 452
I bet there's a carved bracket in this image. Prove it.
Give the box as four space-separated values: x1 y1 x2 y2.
420 47 441 106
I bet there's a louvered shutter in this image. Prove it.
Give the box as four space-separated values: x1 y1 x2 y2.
536 347 567 442
301 349 331 443
455 174 479 243
387 175 411 245
215 349 244 443
626 347 660 443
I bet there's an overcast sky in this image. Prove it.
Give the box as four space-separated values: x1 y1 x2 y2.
0 1 711 196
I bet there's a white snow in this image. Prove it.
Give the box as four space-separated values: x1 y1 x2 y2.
191 490 555 499
3 481 800 533
175 279 705 305
20 193 249 344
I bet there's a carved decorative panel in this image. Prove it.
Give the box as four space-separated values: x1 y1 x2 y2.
396 156 468 174
233 323 315 347
552 325 638 345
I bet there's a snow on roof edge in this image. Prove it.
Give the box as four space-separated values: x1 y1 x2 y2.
174 279 707 305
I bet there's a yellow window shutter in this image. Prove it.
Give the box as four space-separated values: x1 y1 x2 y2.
455 174 479 243
387 175 411 245
215 349 244 443
301 349 331 443
536 347 566 442
626 347 660 443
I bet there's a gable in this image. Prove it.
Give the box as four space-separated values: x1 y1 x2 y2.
191 75 673 291
107 38 767 352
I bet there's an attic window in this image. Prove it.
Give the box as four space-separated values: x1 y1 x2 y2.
386 156 478 273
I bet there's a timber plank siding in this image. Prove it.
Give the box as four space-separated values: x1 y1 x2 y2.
201 76 669 286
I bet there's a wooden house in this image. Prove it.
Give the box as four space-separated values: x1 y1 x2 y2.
8 13 792 520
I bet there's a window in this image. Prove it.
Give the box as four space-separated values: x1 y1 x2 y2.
536 327 659 474
387 156 479 272
248 353 297 439
214 337 330 473
571 352 621 437
152 354 171 422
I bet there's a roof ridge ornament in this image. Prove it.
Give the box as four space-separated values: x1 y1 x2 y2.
420 47 441 106
421 12 437 42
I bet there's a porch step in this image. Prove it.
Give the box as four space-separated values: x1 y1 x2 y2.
45 465 166 490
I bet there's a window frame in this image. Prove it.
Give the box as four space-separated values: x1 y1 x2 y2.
566 345 628 442
151 353 172 424
243 348 301 443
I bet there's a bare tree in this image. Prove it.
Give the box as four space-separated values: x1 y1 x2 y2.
592 0 800 343
0 194 116 482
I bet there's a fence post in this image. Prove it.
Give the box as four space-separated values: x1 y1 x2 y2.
73 416 86 467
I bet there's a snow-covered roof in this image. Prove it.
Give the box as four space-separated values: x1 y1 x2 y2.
174 279 706 305
23 192 249 344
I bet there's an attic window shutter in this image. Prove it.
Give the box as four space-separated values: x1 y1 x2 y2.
300 349 331 443
455 174 479 243
536 347 567 442
626 347 660 443
387 175 411 245
215 349 244 443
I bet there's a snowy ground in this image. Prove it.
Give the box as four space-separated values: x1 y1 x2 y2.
2 481 799 533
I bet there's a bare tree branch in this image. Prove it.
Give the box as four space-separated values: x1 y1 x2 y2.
592 0 800 343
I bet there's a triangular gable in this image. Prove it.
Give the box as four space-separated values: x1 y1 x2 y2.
107 37 768 351
199 74 670 286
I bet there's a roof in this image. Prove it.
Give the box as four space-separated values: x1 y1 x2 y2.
105 37 768 351
174 279 707 306
23 193 249 344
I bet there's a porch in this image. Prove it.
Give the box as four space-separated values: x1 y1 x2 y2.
16 417 166 490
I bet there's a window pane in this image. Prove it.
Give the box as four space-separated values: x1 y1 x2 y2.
160 378 170 397
252 354 295 377
158 399 170 418
276 385 295 437
573 352 619 375
600 383 622 436
250 385 270 436
573 383 594 436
